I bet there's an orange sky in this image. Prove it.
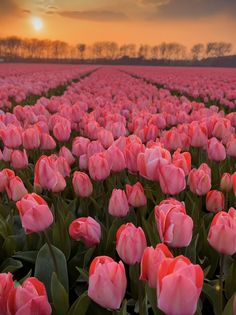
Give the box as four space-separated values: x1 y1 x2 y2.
1 0 236 50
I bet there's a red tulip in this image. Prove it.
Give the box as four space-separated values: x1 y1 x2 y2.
5 176 28 201
140 244 173 288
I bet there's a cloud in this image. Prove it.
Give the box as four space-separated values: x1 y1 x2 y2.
147 0 236 19
0 0 21 17
136 0 170 6
58 10 128 22
22 9 31 14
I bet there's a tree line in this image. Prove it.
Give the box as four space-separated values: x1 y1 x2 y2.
0 36 233 61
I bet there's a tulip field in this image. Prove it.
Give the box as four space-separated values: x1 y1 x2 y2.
0 64 236 315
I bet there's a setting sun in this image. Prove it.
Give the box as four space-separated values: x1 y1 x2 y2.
31 17 43 32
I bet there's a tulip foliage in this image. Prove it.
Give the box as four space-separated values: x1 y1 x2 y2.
0 64 236 315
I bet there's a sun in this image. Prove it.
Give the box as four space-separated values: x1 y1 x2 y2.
31 17 43 32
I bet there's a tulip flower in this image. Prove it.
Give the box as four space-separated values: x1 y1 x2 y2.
88 256 127 310
7 277 51 315
16 193 53 234
116 223 147 265
207 208 236 255
69 216 101 247
140 244 173 288
88 152 110 181
157 256 204 315
155 198 193 247
159 163 186 195
72 171 93 197
0 273 14 315
206 190 224 213
125 182 147 208
108 189 129 217
188 163 211 196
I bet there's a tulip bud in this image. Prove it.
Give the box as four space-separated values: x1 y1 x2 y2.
220 173 232 192
125 182 147 208
206 190 224 213
108 189 129 217
116 223 147 265
72 171 93 197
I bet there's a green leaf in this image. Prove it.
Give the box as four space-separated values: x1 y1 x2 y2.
116 299 128 315
105 218 122 255
225 261 236 299
146 285 164 315
67 291 90 315
222 294 235 315
51 272 69 315
76 267 89 282
13 251 38 263
202 283 221 315
34 243 68 301
185 234 199 263
0 258 23 273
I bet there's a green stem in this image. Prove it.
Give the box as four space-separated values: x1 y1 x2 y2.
44 231 59 276
219 254 224 314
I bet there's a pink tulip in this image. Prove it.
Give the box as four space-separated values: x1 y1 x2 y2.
157 256 204 315
72 171 93 197
16 193 53 234
108 189 129 217
172 149 191 176
188 163 211 196
1 125 22 148
0 273 14 315
190 123 208 148
2 147 13 162
206 190 224 213
88 152 110 181
106 145 126 172
125 142 145 173
98 129 114 149
226 136 236 158
40 133 56 150
59 146 75 165
207 208 236 255
34 155 66 192
11 149 28 170
140 244 173 288
53 120 71 142
22 127 40 150
155 198 193 247
0 168 15 192
88 256 127 309
159 163 186 195
7 277 51 315
5 176 28 201
69 216 101 247
116 223 147 265
207 137 226 161
220 173 233 192
125 182 147 207
72 136 90 157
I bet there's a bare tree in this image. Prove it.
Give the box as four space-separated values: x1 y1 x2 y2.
191 44 205 60
76 43 86 59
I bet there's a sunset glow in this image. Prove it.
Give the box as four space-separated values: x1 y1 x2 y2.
31 17 43 32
